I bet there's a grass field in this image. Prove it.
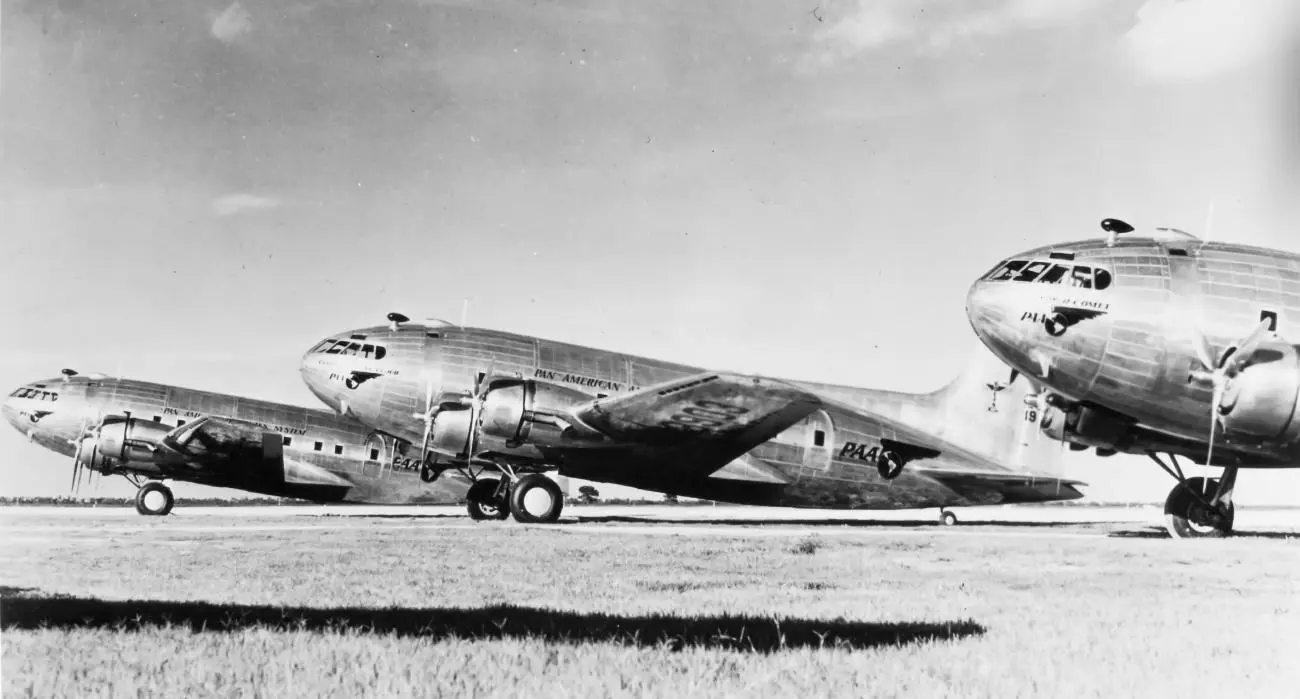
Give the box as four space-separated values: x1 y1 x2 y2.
2 510 1297 698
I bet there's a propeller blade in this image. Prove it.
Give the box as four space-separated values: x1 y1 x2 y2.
417 373 437 466
1222 319 1273 376
463 361 497 460
1202 380 1227 492
1190 321 1218 373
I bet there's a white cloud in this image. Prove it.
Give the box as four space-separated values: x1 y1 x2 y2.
212 193 281 217
812 0 1099 63
211 2 253 45
1123 0 1300 81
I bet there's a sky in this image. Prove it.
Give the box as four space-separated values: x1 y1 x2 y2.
2 0 1299 504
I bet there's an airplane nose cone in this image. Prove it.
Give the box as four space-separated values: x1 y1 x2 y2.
300 344 339 411
965 280 1000 343
966 279 1026 361
1 392 20 431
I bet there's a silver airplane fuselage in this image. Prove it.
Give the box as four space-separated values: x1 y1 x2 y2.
967 232 1300 467
300 322 1083 510
3 375 467 504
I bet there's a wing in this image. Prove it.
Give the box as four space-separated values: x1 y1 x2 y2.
569 372 822 475
155 415 351 491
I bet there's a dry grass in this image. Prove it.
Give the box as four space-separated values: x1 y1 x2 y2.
1 511 1298 698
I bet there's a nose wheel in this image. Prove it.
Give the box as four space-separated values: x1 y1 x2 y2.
134 482 174 516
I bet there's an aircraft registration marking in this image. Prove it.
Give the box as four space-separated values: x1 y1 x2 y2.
663 400 750 433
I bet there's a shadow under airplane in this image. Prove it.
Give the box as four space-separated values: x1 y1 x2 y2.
568 515 1115 528
0 590 984 653
1106 526 1298 540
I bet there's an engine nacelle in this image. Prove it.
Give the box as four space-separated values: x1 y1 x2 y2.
79 415 172 475
479 379 593 445
426 379 599 460
81 414 286 487
1038 402 1135 452
1220 344 1300 444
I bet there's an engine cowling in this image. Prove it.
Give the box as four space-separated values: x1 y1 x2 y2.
426 379 598 460
1220 343 1300 443
78 415 172 475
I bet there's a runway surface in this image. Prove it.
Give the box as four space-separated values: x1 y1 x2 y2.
5 502 1297 698
4 503 1298 541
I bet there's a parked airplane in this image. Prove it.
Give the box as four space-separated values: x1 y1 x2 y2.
2 370 469 515
966 218 1300 538
299 314 1085 524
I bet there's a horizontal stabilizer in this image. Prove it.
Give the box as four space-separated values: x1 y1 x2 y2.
708 454 793 484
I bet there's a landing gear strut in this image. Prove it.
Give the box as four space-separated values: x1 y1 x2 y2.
1148 453 1236 538
939 508 958 526
134 481 174 516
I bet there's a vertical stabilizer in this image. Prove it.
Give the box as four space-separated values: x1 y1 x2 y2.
927 342 1066 479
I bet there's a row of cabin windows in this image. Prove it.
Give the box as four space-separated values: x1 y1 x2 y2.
984 259 1113 290
147 416 381 461
286 437 378 460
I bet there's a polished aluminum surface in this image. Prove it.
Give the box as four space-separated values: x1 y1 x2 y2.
967 234 1300 466
2 374 469 504
302 322 1084 510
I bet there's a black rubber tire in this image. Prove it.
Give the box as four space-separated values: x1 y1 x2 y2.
940 510 958 526
466 478 508 521
1164 478 1234 539
135 482 174 516
508 474 564 524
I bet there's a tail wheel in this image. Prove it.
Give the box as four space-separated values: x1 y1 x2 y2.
135 482 174 516
508 474 564 524
466 478 508 521
1164 478 1234 539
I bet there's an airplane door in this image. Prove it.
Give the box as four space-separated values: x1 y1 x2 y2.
806 409 834 471
363 432 387 476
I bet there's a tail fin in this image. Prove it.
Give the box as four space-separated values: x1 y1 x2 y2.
925 341 1068 481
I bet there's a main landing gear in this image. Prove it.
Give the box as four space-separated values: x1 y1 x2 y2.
1147 453 1236 538
939 508 959 526
134 481 175 516
464 472 564 524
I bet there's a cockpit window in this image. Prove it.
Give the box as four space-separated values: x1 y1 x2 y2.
10 387 58 401
1014 261 1052 282
986 259 1028 281
1038 264 1070 284
314 338 387 360
985 258 1113 290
